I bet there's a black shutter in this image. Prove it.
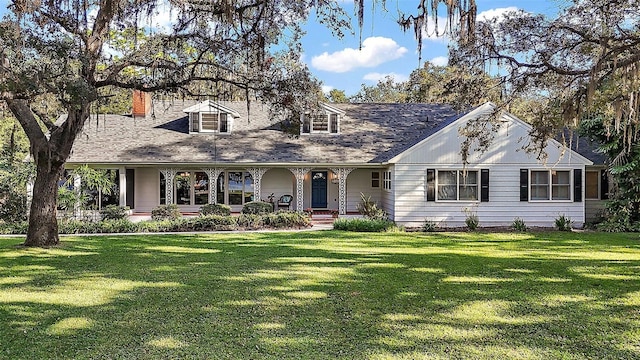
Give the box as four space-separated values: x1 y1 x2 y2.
426 169 436 201
480 169 490 202
520 169 529 201
600 169 609 199
574 169 582 202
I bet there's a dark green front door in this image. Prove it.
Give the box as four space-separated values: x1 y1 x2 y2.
311 171 328 208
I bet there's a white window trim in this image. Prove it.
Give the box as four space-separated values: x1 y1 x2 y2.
301 112 340 135
216 170 255 205
193 112 231 134
382 171 392 191
529 169 573 202
435 169 480 202
371 171 380 188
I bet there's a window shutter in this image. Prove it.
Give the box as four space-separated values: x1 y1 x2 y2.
600 169 609 199
302 115 310 133
219 113 228 133
574 169 582 202
330 114 338 133
520 169 528 201
426 169 436 201
481 169 490 202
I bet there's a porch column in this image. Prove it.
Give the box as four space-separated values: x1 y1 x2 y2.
204 168 224 204
160 169 177 205
287 167 311 211
119 167 126 207
247 167 269 202
73 174 82 217
330 167 355 215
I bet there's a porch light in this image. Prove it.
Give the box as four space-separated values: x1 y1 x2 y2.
331 172 339 184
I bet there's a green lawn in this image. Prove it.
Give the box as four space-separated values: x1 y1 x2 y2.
1 231 640 359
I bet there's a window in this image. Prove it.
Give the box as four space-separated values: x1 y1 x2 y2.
585 171 599 199
530 170 571 201
436 170 478 201
301 112 340 134
160 171 209 205
371 171 380 188
190 112 229 133
383 171 392 190
216 171 254 205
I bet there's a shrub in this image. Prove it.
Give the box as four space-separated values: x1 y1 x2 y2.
242 201 273 215
356 193 388 220
100 205 130 221
199 203 231 216
463 208 479 231
151 204 181 221
333 218 395 232
511 217 527 232
188 215 237 231
264 211 311 229
0 221 28 235
555 214 572 231
421 219 437 232
237 214 264 229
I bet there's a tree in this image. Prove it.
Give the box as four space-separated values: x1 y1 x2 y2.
405 61 501 109
0 0 350 246
350 76 407 103
326 89 349 103
451 1 640 159
0 0 480 247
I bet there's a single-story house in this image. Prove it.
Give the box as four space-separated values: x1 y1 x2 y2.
63 91 609 227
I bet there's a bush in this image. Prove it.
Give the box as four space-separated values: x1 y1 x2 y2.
356 193 388 220
0 221 28 235
199 203 231 216
188 215 237 231
421 219 437 232
263 211 311 228
511 217 527 232
555 214 572 231
333 218 396 232
151 204 181 221
237 214 264 229
242 201 273 215
100 205 130 221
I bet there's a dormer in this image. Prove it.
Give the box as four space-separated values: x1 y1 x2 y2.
183 101 241 134
301 103 345 135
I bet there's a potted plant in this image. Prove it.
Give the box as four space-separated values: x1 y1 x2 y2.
304 208 313 217
331 209 339 218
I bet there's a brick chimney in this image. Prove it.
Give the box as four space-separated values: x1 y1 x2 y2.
132 90 151 118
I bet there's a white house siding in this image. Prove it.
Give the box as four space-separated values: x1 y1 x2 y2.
381 166 395 219
390 108 591 228
135 168 159 212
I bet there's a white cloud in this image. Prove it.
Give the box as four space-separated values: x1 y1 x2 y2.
430 56 448 66
363 72 408 83
478 7 520 22
321 85 334 94
422 16 450 40
311 37 408 73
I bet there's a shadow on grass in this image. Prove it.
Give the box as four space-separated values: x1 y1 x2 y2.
1 231 639 359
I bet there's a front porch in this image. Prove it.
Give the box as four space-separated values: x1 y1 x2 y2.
143 166 383 216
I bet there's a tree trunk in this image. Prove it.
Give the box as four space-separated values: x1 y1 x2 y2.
23 158 64 247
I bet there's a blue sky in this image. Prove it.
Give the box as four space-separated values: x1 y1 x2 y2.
0 0 559 96
302 0 561 96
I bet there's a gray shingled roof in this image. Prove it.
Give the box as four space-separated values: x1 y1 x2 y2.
67 101 463 165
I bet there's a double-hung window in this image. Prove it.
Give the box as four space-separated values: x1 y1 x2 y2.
528 170 571 201
383 171 392 190
436 170 478 201
201 113 228 132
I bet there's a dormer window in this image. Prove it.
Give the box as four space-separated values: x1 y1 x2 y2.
301 103 344 135
183 100 239 134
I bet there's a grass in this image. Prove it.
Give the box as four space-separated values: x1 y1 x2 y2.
0 231 639 359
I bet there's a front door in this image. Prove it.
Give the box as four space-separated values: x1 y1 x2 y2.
311 171 328 208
